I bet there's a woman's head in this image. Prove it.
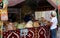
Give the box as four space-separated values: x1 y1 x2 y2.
51 11 56 17
41 17 46 22
24 14 32 22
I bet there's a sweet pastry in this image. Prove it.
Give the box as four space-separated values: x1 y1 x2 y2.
25 20 33 28
33 21 40 27
17 22 25 29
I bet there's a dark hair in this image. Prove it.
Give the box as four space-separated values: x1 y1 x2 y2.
24 14 32 22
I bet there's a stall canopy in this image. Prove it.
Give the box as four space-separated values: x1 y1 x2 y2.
8 0 25 6
35 0 57 11
49 0 60 9
8 0 57 11
51 0 60 5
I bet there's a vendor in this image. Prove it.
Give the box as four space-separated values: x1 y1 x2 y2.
24 14 33 28
50 11 58 38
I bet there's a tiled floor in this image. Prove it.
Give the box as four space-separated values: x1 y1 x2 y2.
57 27 60 38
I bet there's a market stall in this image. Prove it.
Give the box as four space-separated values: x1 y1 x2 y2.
2 0 58 38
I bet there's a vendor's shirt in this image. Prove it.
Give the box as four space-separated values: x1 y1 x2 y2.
50 17 58 29
41 22 45 26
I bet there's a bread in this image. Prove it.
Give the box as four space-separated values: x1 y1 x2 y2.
33 21 40 27
25 21 33 28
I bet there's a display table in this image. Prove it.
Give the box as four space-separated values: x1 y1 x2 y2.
3 26 50 38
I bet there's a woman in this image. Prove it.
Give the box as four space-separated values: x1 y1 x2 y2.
23 14 33 28
50 11 58 38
